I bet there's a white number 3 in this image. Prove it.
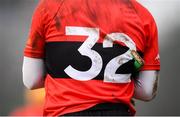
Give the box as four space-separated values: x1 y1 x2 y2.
64 26 136 83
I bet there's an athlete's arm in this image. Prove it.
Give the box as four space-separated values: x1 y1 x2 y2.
133 70 160 101
22 56 46 90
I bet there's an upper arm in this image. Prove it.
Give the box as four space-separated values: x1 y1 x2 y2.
24 0 46 58
141 17 160 71
23 0 47 89
132 1 161 101
22 57 46 89
134 70 160 101
132 0 160 71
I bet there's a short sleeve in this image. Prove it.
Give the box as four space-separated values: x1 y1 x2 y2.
141 17 160 70
24 0 46 58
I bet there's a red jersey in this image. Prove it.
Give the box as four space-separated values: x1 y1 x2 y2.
24 0 160 116
10 105 43 116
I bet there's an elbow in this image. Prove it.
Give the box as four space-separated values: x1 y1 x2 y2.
22 57 45 90
22 68 35 90
137 88 157 102
23 75 39 90
134 85 158 102
23 77 34 90
22 68 43 90
23 77 43 90
141 90 157 102
23 75 44 90
134 70 159 102
141 82 158 102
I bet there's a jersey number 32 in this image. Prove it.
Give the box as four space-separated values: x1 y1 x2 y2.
64 26 136 83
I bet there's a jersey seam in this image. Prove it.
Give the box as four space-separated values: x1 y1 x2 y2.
47 0 65 31
129 0 148 53
130 0 148 26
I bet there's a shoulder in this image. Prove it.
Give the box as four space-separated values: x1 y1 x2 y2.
130 0 156 25
34 0 64 25
36 0 64 18
44 0 63 10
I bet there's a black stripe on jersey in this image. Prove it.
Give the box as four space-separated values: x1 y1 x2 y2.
45 42 138 80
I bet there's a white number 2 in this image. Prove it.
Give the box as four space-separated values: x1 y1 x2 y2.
64 26 136 83
103 33 136 83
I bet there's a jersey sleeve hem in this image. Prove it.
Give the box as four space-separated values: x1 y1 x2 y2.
24 51 44 58
141 65 160 71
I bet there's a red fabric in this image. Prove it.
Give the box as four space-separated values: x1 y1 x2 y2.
10 105 43 116
24 0 160 116
131 0 160 70
44 75 135 116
